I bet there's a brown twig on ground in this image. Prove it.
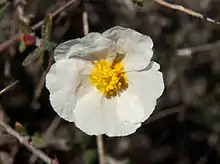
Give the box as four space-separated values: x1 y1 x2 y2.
0 0 81 53
0 120 54 164
0 80 19 96
154 0 220 24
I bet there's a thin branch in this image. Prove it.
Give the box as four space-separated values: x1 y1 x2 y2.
0 80 19 95
0 1 10 20
177 40 220 56
15 0 29 24
0 105 5 122
0 0 81 53
97 135 105 164
146 105 185 124
44 116 61 138
154 0 220 24
82 11 89 35
31 0 80 31
0 120 54 164
34 55 54 100
0 35 20 53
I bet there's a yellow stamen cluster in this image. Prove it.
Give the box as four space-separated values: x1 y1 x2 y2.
89 60 128 98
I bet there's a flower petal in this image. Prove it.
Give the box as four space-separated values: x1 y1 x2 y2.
103 26 153 71
102 26 126 42
126 62 164 122
49 90 76 122
73 88 141 136
116 89 145 124
54 33 116 62
46 59 92 122
104 98 141 137
73 88 106 135
54 39 80 61
117 30 153 71
73 34 116 61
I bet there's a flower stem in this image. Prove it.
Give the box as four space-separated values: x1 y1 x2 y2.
96 135 105 164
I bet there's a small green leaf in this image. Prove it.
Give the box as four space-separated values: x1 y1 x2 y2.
41 14 53 42
19 41 26 53
30 133 48 148
0 2 9 21
84 149 97 164
15 122 28 136
22 48 44 67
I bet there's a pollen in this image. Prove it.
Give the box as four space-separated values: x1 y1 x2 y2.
89 60 128 98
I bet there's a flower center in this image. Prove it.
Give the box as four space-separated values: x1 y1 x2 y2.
89 59 128 98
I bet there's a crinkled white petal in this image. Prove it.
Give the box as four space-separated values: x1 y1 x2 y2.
74 33 116 60
104 97 141 137
116 89 145 124
54 33 116 62
49 89 76 122
126 62 164 122
102 26 127 42
54 39 80 61
73 88 141 136
73 88 105 135
117 30 153 71
46 59 92 122
103 26 153 71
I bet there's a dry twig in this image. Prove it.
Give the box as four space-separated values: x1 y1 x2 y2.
34 55 54 100
1 0 219 53
154 0 220 24
146 105 185 124
15 0 29 24
0 120 54 164
177 40 220 56
82 11 89 35
0 80 19 95
0 0 81 53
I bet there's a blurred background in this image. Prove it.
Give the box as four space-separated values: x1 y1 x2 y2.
1 0 220 163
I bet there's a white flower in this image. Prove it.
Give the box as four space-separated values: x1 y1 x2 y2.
46 26 164 137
